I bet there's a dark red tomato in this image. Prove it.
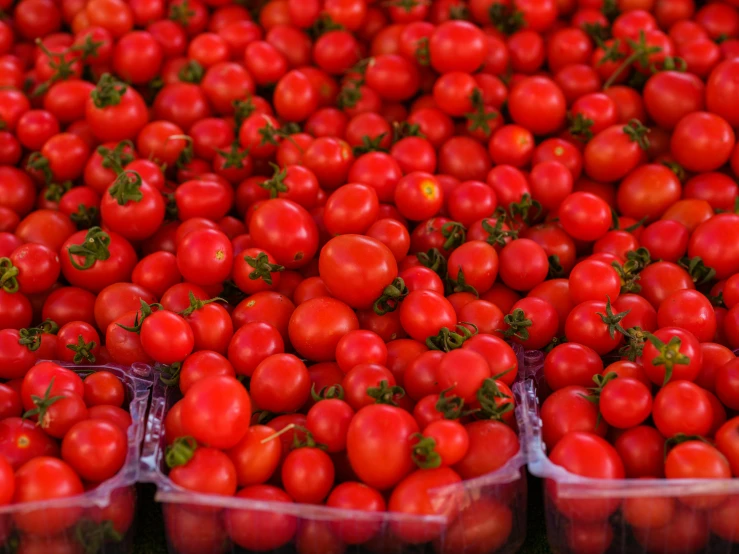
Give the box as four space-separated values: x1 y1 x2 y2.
224 486 297 552
434 498 513 554
346 404 418 490
13 457 83 535
541 386 608 451
326 482 385 544
547 433 624 522
106 310 153 366
716 358 739 411
42 287 96 328
389 468 462 544
653 380 713 438
615 426 666 480
288 297 359 362
0 383 21 419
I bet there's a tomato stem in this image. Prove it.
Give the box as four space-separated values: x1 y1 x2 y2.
373 277 409 315
311 383 345 402
475 378 515 422
465 89 497 137
622 119 651 150
108 170 144 206
595 295 630 339
18 319 59 352
603 31 662 89
178 60 204 84
90 74 128 108
411 434 442 469
678 255 716 285
26 152 53 184
179 292 226 317
366 380 406 406
427 323 478 352
117 298 163 333
646 333 690 386
166 436 198 468
22 377 66 423
501 309 533 342
0 258 19 294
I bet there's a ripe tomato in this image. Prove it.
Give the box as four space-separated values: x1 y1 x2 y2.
346 404 418 490
547 433 625 522
180 376 251 450
13 457 84 535
62 419 128 483
319 235 398 310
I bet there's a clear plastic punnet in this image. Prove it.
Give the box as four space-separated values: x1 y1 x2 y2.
0 361 153 554
141 349 534 554
520 376 739 554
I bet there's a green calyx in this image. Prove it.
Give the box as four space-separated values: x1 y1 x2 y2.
244 252 285 285
67 227 112 270
426 323 478 352
373 277 409 316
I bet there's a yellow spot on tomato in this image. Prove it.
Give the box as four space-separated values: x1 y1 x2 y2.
246 300 256 308
215 249 225 261
420 180 439 200
554 146 564 156
341 144 351 160
18 435 29 448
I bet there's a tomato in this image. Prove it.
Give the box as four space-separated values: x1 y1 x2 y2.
62 419 127 483
180 376 251 450
653 380 713 438
642 327 702 386
583 123 648 182
544 343 603 391
688 213 739 280
547 433 624 522
399 290 456 343
323 183 379 236
664 441 731 510
251 353 311 412
541 386 608 450
498 239 549 292
60 227 137 294
505 297 559 350
435 498 513 554
288 297 359 362
13 457 84 535
225 486 297 552
176 230 234 289
249 198 319 269
389 468 462 544
0 417 59 469
86 75 148 142
347 404 418 490
599 377 652 429
138 310 194 364
671 111 735 172
282 445 334 504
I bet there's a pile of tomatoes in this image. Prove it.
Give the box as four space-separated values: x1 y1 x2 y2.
0 361 137 553
3 0 739 552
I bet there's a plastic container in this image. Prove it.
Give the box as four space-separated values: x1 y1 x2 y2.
520 377 739 554
141 369 532 554
0 361 153 554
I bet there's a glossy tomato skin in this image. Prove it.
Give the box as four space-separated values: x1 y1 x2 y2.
60 229 137 294
346 404 418 490
13 457 84 535
547 433 625 522
288 297 359 362
249 198 319 269
399 290 457 343
319 235 398 310
180 376 251 450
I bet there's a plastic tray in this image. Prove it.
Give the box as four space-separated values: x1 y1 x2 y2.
520 374 739 554
140 349 535 554
0 361 153 554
